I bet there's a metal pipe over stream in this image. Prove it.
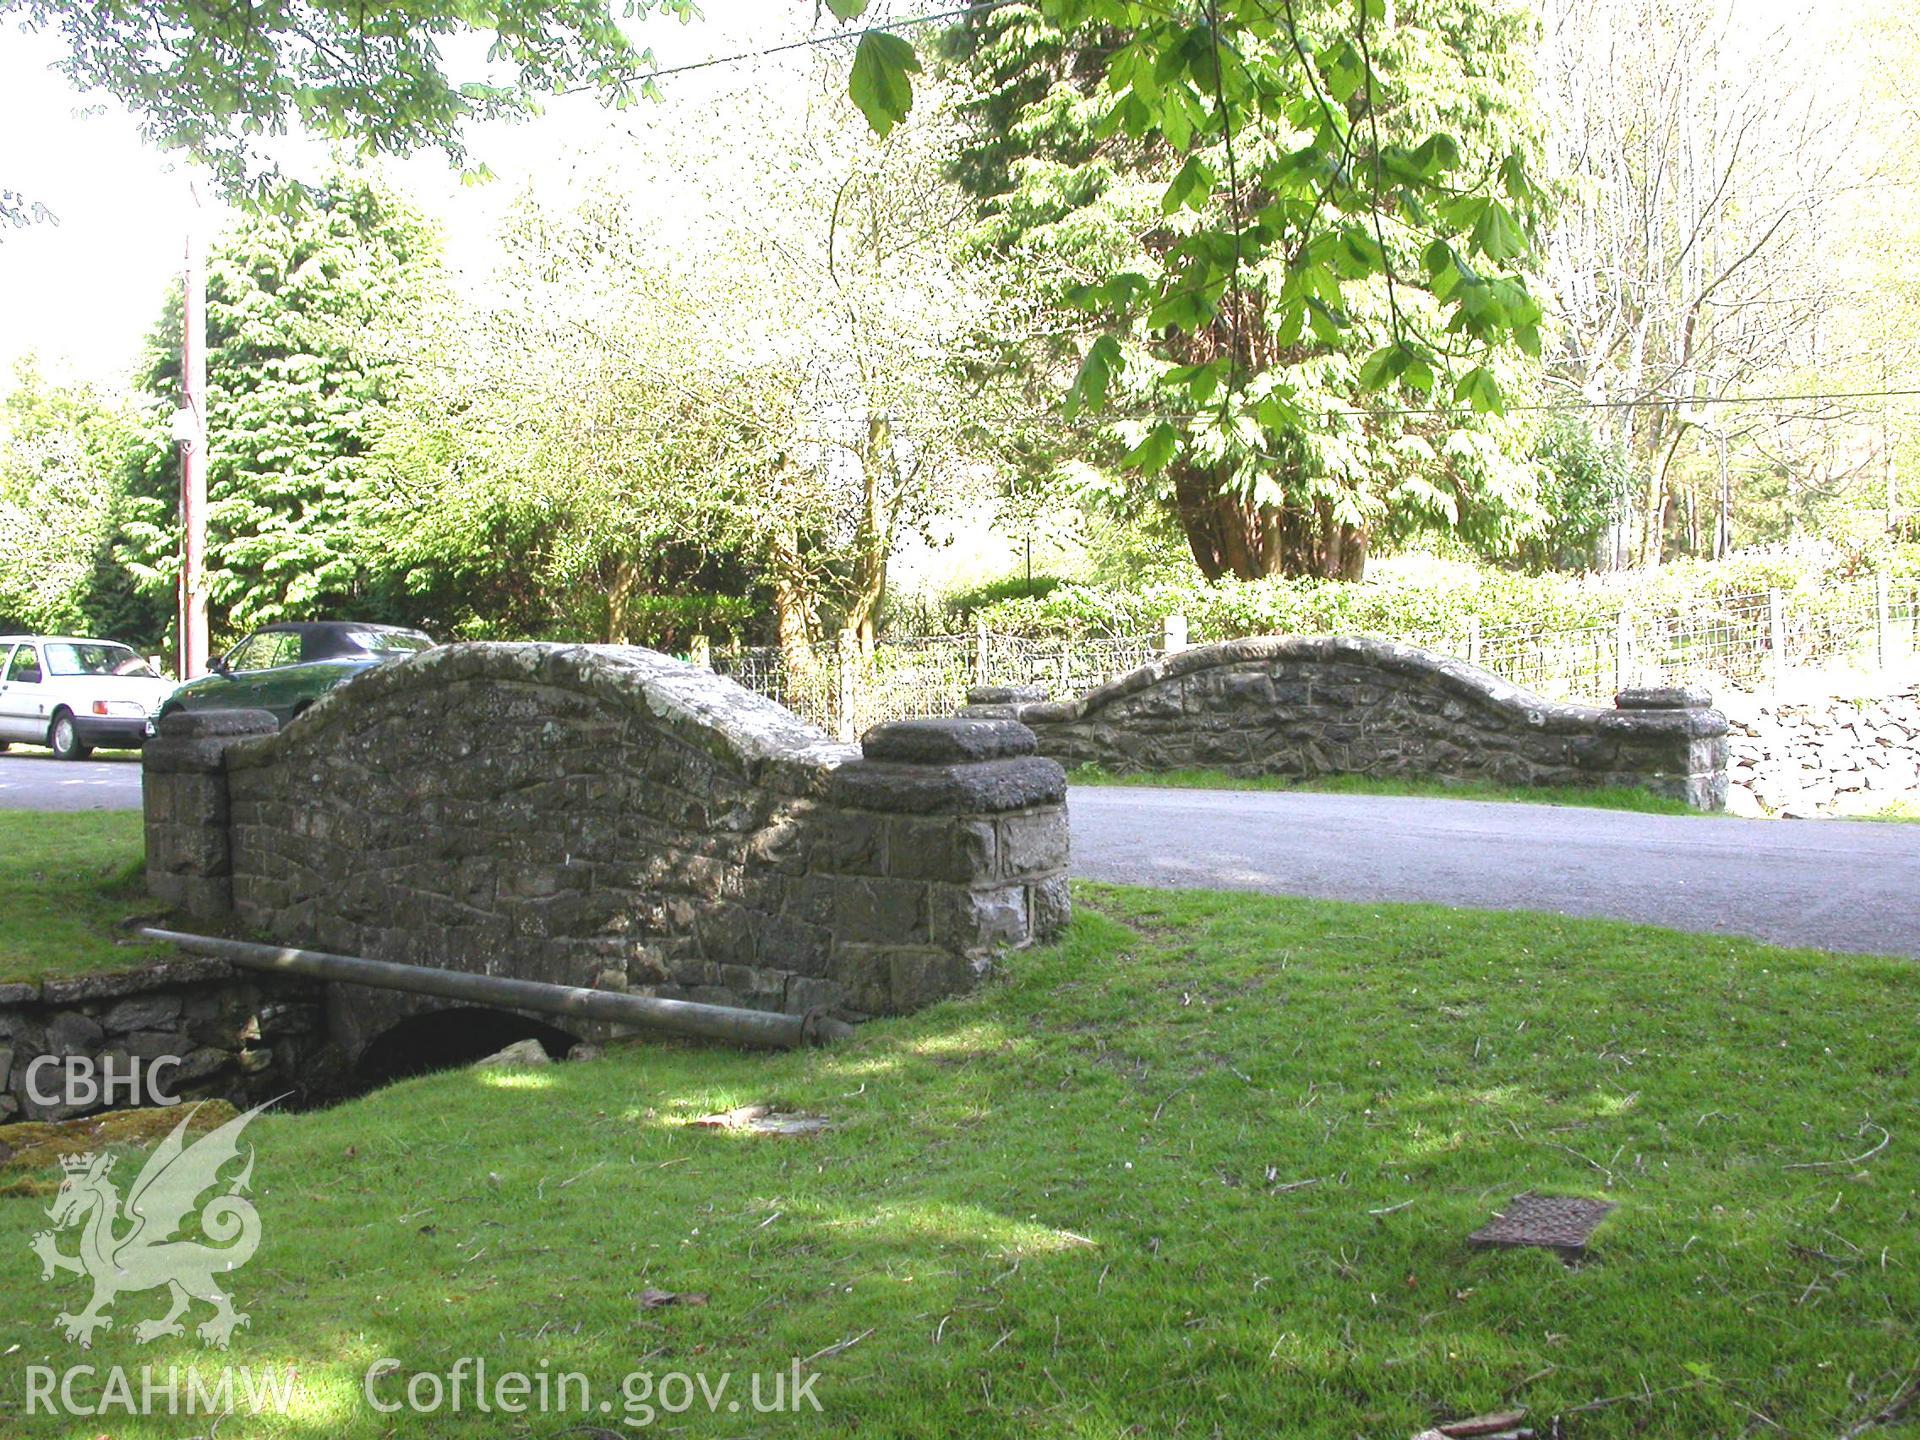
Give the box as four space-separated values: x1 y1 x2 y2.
139 928 855 1050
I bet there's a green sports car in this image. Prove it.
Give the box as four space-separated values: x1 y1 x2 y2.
154 622 436 731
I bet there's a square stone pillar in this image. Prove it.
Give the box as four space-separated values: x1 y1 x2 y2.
142 709 279 919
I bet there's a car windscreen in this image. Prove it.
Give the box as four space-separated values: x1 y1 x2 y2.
43 643 159 679
346 629 434 657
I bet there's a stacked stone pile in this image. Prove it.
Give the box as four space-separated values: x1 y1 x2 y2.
1721 687 1920 817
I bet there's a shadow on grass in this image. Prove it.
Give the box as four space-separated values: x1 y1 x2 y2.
0 886 1914 1436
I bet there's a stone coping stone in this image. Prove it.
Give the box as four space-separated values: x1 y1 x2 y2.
157 708 280 740
222 643 854 784
828 754 1067 815
967 684 1048 705
861 717 1038 765
34 957 242 1006
1615 685 1714 711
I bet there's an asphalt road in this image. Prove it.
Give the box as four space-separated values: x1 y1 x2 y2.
0 750 144 812
1071 785 1920 959
7 753 1915 958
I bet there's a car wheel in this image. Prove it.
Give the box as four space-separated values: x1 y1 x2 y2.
49 710 93 762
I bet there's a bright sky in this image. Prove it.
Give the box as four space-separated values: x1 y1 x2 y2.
0 0 829 386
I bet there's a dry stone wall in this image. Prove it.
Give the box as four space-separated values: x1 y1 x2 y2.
966 636 1729 810
143 645 1069 1032
1722 686 1920 817
0 959 339 1123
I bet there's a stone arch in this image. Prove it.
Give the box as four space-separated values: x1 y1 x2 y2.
353 1006 583 1087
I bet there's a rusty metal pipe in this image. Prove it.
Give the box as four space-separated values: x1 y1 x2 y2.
139 928 854 1049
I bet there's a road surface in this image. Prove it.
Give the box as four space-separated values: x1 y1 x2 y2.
6 755 1914 958
1070 785 1920 959
0 751 143 812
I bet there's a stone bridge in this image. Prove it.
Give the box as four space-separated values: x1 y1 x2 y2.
966 635 1729 810
141 644 1070 1071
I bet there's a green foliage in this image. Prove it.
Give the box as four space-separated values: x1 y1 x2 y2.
0 357 139 636
937 0 1549 580
942 573 1066 619
1517 415 1633 572
119 174 446 640
0 0 692 197
971 545 1920 640
849 30 922 138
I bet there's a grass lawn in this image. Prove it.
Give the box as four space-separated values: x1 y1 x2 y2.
1067 763 1705 816
0 811 164 983
2 884 1914 1436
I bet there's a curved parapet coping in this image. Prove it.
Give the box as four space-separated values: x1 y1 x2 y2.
1012 635 1728 739
222 642 856 784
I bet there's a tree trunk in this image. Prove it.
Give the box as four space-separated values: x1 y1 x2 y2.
845 415 893 653
605 557 639 644
768 523 815 672
1332 523 1368 581
1168 461 1368 582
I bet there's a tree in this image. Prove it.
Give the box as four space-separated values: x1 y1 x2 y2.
943 0 1546 581
1515 415 1631 572
9 0 1547 457
0 357 139 635
120 174 446 638
369 69 999 656
364 181 779 646
1537 0 1857 566
697 75 1001 649
1 0 687 197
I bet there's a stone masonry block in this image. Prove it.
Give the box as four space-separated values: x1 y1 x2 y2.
834 878 930 943
883 815 996 884
931 884 1030 953
998 809 1069 880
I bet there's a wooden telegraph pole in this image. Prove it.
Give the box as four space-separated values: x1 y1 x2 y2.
175 189 209 679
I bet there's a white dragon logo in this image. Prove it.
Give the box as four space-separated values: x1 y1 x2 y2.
29 1101 271 1349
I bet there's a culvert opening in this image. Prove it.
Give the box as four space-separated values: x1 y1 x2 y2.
354 1008 582 1089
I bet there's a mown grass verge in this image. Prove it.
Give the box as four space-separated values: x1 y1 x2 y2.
0 811 163 983
1 885 1913 1437
1067 764 1704 815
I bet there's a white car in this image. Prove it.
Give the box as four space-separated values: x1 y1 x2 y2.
0 636 177 760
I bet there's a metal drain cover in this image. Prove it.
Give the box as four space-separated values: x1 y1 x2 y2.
1469 1193 1615 1256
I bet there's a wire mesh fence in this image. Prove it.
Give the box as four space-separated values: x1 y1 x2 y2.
713 575 1920 737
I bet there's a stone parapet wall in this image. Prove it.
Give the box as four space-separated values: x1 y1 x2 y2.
965 636 1729 811
144 645 1070 1028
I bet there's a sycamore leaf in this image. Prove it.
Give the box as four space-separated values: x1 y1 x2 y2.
824 0 867 18
848 31 920 139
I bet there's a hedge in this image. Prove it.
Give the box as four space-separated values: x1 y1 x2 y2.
962 545 1920 642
